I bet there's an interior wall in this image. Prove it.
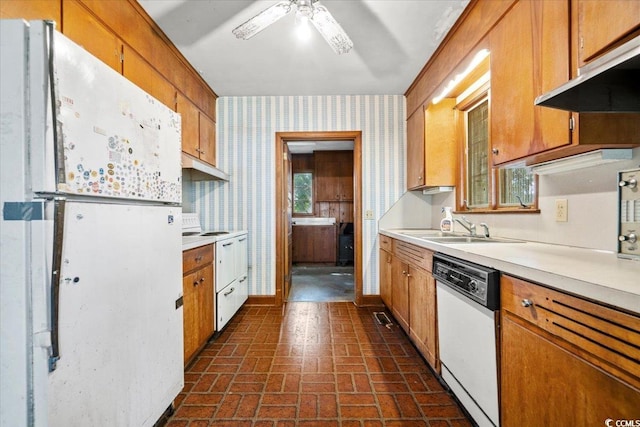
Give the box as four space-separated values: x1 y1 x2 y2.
191 95 406 296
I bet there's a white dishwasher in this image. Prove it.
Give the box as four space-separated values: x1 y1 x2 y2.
433 253 501 427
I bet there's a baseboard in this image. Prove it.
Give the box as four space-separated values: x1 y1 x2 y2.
357 294 384 307
246 295 277 306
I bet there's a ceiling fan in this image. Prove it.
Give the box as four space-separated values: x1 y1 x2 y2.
232 0 354 54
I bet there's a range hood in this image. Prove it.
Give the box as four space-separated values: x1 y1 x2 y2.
181 153 229 181
535 35 640 112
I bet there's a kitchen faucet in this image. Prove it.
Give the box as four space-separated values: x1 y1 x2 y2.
455 216 476 236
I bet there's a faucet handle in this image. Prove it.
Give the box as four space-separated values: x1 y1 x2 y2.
479 222 490 238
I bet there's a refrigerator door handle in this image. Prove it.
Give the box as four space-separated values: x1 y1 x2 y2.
49 197 66 372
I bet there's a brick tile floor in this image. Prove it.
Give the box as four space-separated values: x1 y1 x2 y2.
165 302 472 427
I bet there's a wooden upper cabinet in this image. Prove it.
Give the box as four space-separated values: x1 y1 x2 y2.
315 151 353 201
198 113 216 167
122 45 175 109
0 0 61 21
407 100 456 190
406 107 426 190
62 0 122 72
490 0 571 166
424 98 456 186
576 0 640 65
176 92 200 158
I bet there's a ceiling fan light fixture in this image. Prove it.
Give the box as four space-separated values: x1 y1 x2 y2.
232 0 293 40
232 0 353 54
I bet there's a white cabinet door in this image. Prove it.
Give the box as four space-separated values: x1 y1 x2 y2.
236 235 248 278
216 238 236 292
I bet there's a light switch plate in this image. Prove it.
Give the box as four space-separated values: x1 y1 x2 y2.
364 209 374 220
555 199 568 222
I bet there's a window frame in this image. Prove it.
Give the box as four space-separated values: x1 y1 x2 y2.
456 86 539 214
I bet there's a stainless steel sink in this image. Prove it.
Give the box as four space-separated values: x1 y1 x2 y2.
423 236 523 244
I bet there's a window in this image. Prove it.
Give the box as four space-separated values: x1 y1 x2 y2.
460 95 537 212
293 172 313 214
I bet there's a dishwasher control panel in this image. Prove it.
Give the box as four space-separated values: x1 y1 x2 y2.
432 253 500 310
618 167 639 260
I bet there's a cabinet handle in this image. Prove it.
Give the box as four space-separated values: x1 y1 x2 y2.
239 237 247 242
223 242 233 247
195 255 203 262
521 299 533 308
200 151 205 154
492 148 499 155
239 277 247 283
402 270 407 275
193 280 199 287
224 287 235 296
200 277 205 283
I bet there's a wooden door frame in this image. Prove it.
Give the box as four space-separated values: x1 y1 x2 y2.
275 131 363 307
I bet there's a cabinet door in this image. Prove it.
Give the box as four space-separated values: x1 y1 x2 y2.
315 225 337 263
199 113 216 166
176 92 200 158
424 99 456 186
379 249 393 308
182 269 200 363
122 46 175 109
198 265 214 341
315 155 341 201
408 267 438 371
338 152 354 201
62 0 121 72
216 238 237 291
406 107 425 190
235 234 248 277
490 0 570 165
501 314 640 426
391 257 409 332
577 0 640 64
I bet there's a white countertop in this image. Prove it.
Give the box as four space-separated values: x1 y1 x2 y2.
182 230 248 251
380 229 640 314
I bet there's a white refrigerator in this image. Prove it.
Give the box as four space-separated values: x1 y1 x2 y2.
1 20 184 427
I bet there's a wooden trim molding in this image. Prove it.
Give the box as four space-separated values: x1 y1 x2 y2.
245 295 277 306
275 131 363 307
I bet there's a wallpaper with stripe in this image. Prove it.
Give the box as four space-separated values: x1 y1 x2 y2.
193 96 406 296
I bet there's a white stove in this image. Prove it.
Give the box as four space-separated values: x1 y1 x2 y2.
182 213 229 237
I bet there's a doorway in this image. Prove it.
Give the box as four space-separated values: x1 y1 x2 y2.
274 131 363 306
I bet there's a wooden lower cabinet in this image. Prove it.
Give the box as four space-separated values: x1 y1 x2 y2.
379 248 392 308
390 256 410 332
380 234 438 372
182 244 215 365
501 275 640 425
292 225 337 263
408 268 438 371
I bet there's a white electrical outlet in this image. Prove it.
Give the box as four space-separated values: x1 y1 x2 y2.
365 209 374 220
555 199 568 222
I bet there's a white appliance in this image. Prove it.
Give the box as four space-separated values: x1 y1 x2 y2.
216 234 249 330
433 253 501 427
1 20 183 427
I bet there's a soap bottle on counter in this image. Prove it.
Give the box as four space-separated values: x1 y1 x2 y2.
440 207 453 232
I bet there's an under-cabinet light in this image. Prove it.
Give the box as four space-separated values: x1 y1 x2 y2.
432 49 490 104
531 149 633 175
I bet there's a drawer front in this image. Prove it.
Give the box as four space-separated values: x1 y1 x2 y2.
502 275 640 383
393 240 433 272
379 234 393 253
183 244 214 274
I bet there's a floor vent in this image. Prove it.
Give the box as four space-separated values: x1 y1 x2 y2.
374 311 393 329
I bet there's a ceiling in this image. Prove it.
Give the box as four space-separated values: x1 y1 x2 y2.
138 0 470 97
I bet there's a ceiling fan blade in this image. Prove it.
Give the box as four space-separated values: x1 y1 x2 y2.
232 0 294 40
310 4 353 54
